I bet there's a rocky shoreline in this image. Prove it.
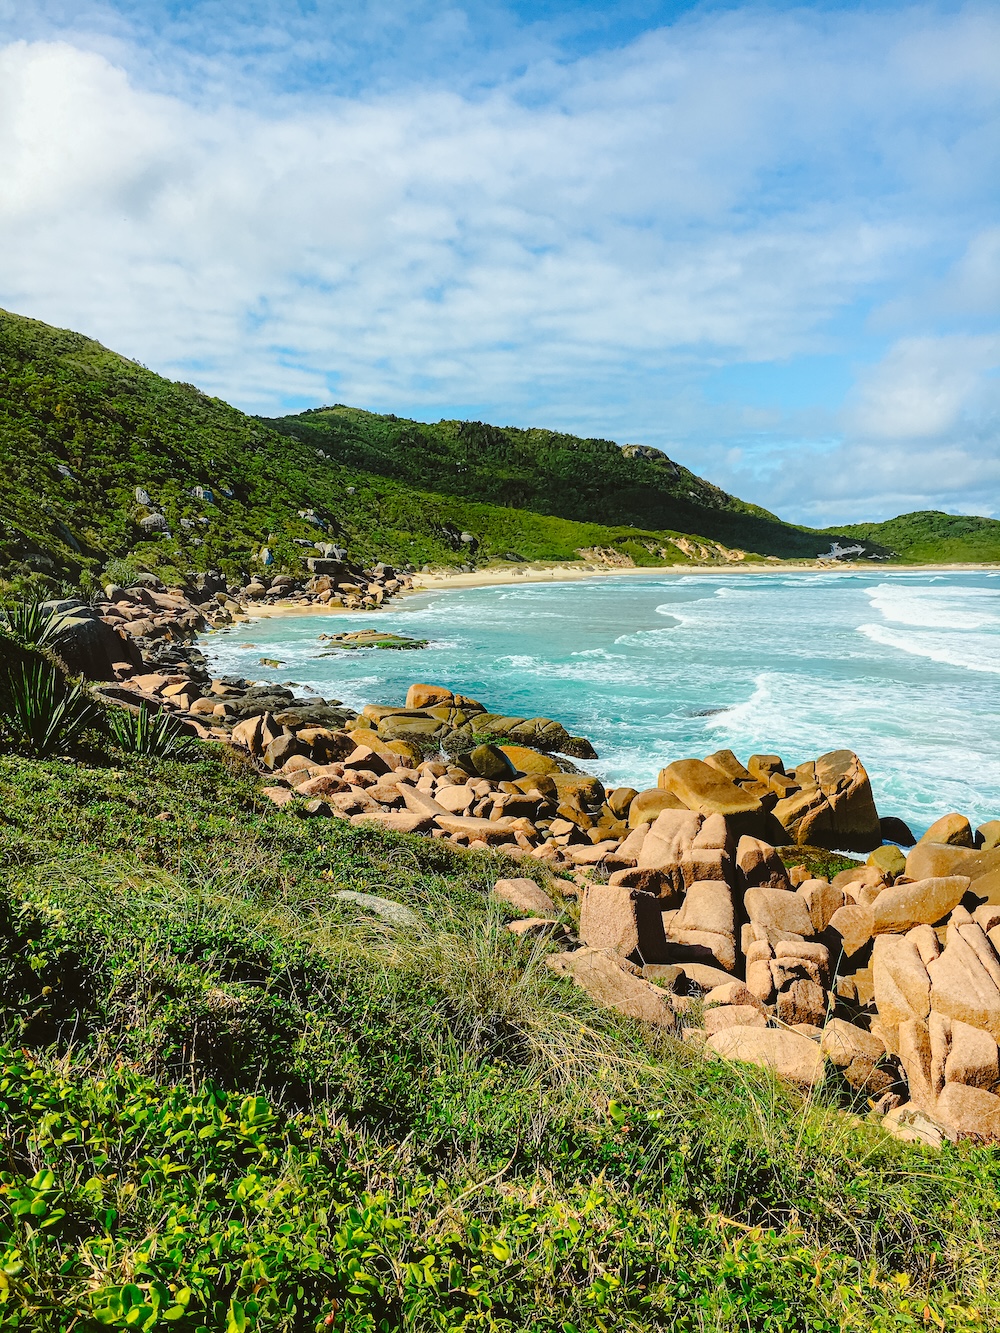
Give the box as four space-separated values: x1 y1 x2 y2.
40 575 1000 1146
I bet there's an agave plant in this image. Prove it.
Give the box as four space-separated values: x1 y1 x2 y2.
107 704 199 760
0 658 102 757
0 597 65 652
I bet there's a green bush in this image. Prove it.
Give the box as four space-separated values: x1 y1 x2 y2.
107 704 199 760
0 656 100 758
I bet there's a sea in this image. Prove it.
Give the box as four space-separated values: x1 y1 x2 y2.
201 568 1000 838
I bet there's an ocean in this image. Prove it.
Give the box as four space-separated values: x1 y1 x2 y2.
202 568 1000 838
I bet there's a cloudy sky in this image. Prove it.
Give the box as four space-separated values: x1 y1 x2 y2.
1 0 998 525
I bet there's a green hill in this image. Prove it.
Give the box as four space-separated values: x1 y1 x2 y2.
267 404 841 559
828 511 1000 564
0 307 882 592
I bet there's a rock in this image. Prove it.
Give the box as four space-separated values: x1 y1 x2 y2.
261 785 294 808
867 844 907 880
606 786 638 819
263 734 305 770
828 903 875 956
882 1102 945 1148
231 713 266 755
706 1025 826 1087
776 979 827 1027
400 786 450 818
342 745 391 776
493 877 557 916
747 754 784 782
547 948 675 1027
406 683 454 708
295 774 351 798
929 931 1000 1038
668 961 740 991
872 934 931 1034
880 815 916 847
945 1020 1000 1090
435 815 521 844
920 813 975 848
671 880 734 939
702 750 752 783
744 887 813 936
814 749 881 852
45 606 143 680
736 836 792 891
798 880 845 932
904 842 977 881
498 745 561 776
333 890 423 927
628 788 687 827
704 982 766 1012
462 744 517 782
978 821 1000 853
657 759 763 822
831 864 885 894
870 876 970 934
935 1082 1000 1140
704 1004 767 1034
350 811 435 834
434 784 477 814
579 883 668 963
506 918 565 940
820 1018 886 1068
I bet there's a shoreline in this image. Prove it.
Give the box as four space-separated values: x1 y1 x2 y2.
242 557 1000 620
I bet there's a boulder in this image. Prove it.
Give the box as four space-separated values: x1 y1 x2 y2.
880 815 916 847
406 683 454 708
461 744 518 782
628 788 687 827
435 815 521 845
773 750 880 852
928 933 1000 1040
867 844 907 880
493 877 557 917
935 1082 1000 1141
776 979 827 1027
828 903 874 956
870 876 970 934
819 1018 886 1068
263 734 306 770
920 813 975 848
706 1025 826 1087
46 606 143 681
978 821 1000 853
704 981 766 1012
798 880 845 933
747 754 784 782
670 961 740 990
657 759 763 822
904 841 977 881
547 949 675 1027
498 745 561 776
736 836 792 891
702 750 752 783
872 934 932 1030
333 890 422 928
608 787 639 819
944 1020 1000 1090
671 880 734 939
744 887 813 937
579 883 668 963
703 1004 767 1034
350 811 435 835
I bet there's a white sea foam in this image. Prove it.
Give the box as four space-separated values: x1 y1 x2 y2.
857 622 1000 673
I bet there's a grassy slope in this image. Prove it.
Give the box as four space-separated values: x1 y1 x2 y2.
267 406 864 560
829 511 1000 563
1 742 997 1330
0 308 760 587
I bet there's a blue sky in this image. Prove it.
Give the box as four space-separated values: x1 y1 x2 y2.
1 0 998 525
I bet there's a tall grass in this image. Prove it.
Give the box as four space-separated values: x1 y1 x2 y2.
107 704 199 759
0 597 64 651
0 657 100 757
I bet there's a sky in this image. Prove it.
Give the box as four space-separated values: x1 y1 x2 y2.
0 1 998 526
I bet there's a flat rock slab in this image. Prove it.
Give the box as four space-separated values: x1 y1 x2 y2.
547 948 675 1027
333 891 423 928
349 811 435 834
493 877 558 916
871 876 970 933
706 1024 826 1087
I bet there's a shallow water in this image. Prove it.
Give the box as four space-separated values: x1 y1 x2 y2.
202 569 1000 836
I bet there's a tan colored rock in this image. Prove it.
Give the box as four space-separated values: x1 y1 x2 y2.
944 1020 1000 1090
920 813 975 848
828 903 874 956
798 880 845 933
295 774 352 798
497 744 561 776
493 877 558 916
703 1004 768 1034
703 749 753 783
350 811 435 834
775 939 830 975
814 749 881 852
342 744 390 776
820 1018 886 1067
628 788 687 827
547 948 675 1027
910 923 941 967
506 917 562 938
897 1018 936 1109
978 820 1000 853
671 961 740 990
953 920 1000 991
747 753 784 782
666 926 737 973
706 1025 826 1087
882 1102 945 1148
935 1082 1000 1140
673 880 734 939
261 785 294 808
435 814 519 844
400 785 449 818
705 981 765 1011
745 959 777 1004
736 836 791 891
231 713 266 755
872 934 931 1031
405 683 454 708
871 876 970 934
776 979 827 1027
831 864 884 893
579 884 667 962
744 887 813 936
658 759 763 820
905 841 977 881
928 933 1000 1040
615 822 648 863
868 844 907 880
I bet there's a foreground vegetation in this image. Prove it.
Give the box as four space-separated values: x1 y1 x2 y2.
0 726 997 1329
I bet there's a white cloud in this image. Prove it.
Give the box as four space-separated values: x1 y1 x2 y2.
0 4 998 526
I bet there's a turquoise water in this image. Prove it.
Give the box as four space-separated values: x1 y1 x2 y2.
202 569 1000 836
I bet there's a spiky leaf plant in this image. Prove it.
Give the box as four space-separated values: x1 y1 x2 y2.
0 657 101 757
0 598 64 652
107 704 199 760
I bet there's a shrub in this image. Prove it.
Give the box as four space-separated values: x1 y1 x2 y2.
107 704 199 760
0 657 101 758
0 598 64 652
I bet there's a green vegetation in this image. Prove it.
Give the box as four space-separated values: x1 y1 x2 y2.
829 510 1000 564
1 307 886 595
0 726 997 1329
106 703 200 759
